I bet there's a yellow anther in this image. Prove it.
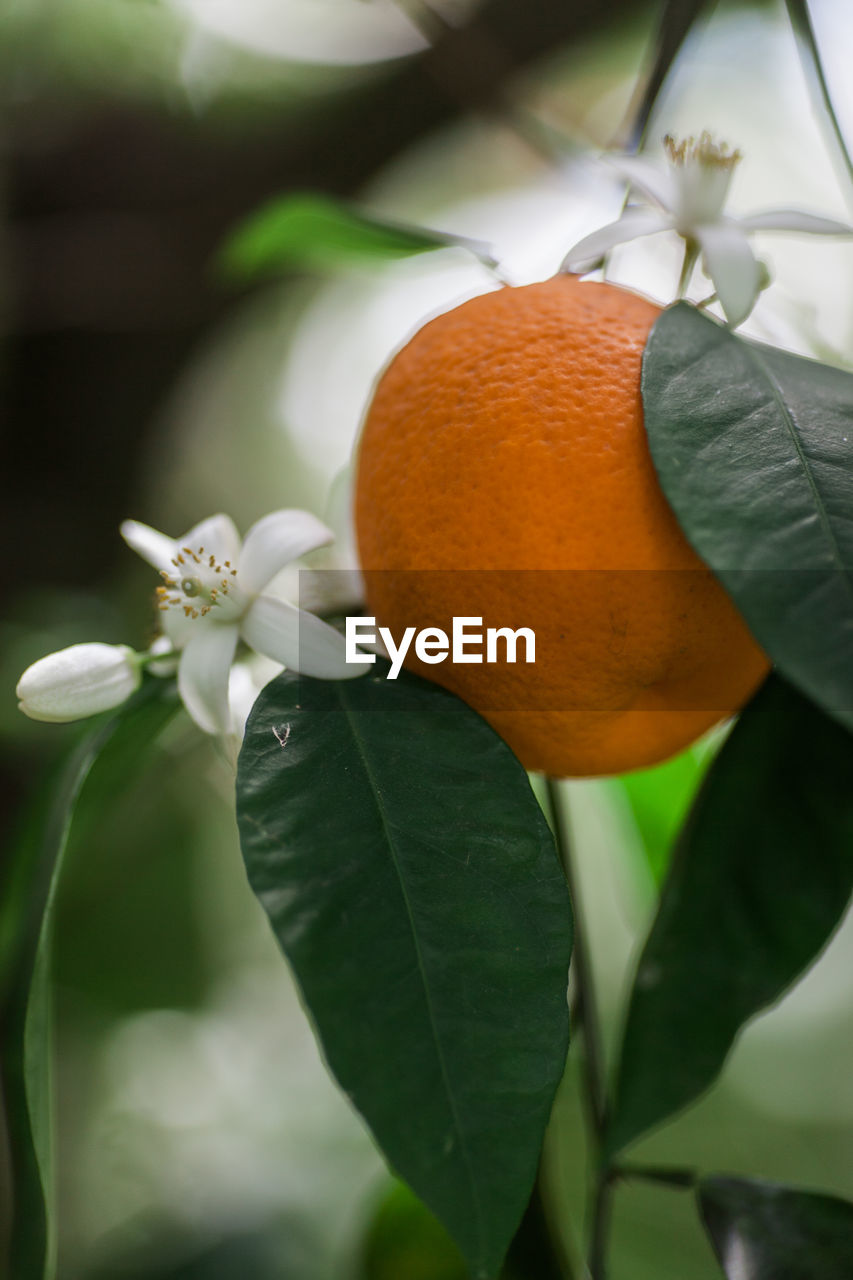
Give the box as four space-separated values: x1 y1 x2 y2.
664 130 741 169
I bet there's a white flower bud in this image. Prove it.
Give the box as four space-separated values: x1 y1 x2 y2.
16 643 141 723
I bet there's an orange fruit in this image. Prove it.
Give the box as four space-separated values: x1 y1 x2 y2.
354 275 769 777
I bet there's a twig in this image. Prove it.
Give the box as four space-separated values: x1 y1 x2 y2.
545 779 612 1280
613 1162 697 1190
546 779 608 1135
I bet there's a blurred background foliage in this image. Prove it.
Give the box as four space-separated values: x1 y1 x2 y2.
2 0 853 1276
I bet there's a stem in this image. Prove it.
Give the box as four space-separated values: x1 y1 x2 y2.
546 780 608 1136
677 238 699 298
615 0 716 154
138 647 177 670
545 779 611 1280
613 1163 696 1190
784 0 853 191
588 1171 616 1280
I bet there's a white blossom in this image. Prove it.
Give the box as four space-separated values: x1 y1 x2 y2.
121 509 360 736
562 132 853 327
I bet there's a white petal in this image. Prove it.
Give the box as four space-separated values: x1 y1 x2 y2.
297 566 366 614
178 625 238 734
146 635 179 677
239 509 334 596
179 514 241 565
160 606 196 651
605 154 678 209
120 520 177 573
695 221 761 328
561 208 672 271
228 654 282 738
241 595 361 680
738 208 853 235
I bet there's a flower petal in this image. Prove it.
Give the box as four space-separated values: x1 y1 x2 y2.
179 514 241 565
228 654 283 738
239 509 334 596
241 595 361 679
120 520 177 573
178 624 238 734
160 606 197 651
738 208 853 235
561 208 672 271
146 635 180 677
695 220 761 328
605 153 678 210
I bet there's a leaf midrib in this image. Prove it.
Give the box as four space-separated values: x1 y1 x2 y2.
336 684 487 1268
740 336 853 593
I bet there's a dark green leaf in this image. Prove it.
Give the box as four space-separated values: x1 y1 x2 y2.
643 302 853 734
217 193 496 282
236 668 572 1280
606 675 853 1157
699 1175 853 1280
0 680 178 1279
784 0 853 189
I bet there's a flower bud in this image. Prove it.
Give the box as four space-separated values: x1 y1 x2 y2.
16 643 141 723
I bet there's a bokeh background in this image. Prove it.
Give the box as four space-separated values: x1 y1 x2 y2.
2 0 853 1276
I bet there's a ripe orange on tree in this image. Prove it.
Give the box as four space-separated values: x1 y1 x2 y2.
354 275 769 777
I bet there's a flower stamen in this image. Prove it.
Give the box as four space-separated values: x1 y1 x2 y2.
153 543 242 625
664 131 741 170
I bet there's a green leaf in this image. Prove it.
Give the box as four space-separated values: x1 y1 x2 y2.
217 193 497 282
642 302 853 734
606 675 853 1157
699 1175 853 1280
236 668 572 1280
0 680 178 1279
